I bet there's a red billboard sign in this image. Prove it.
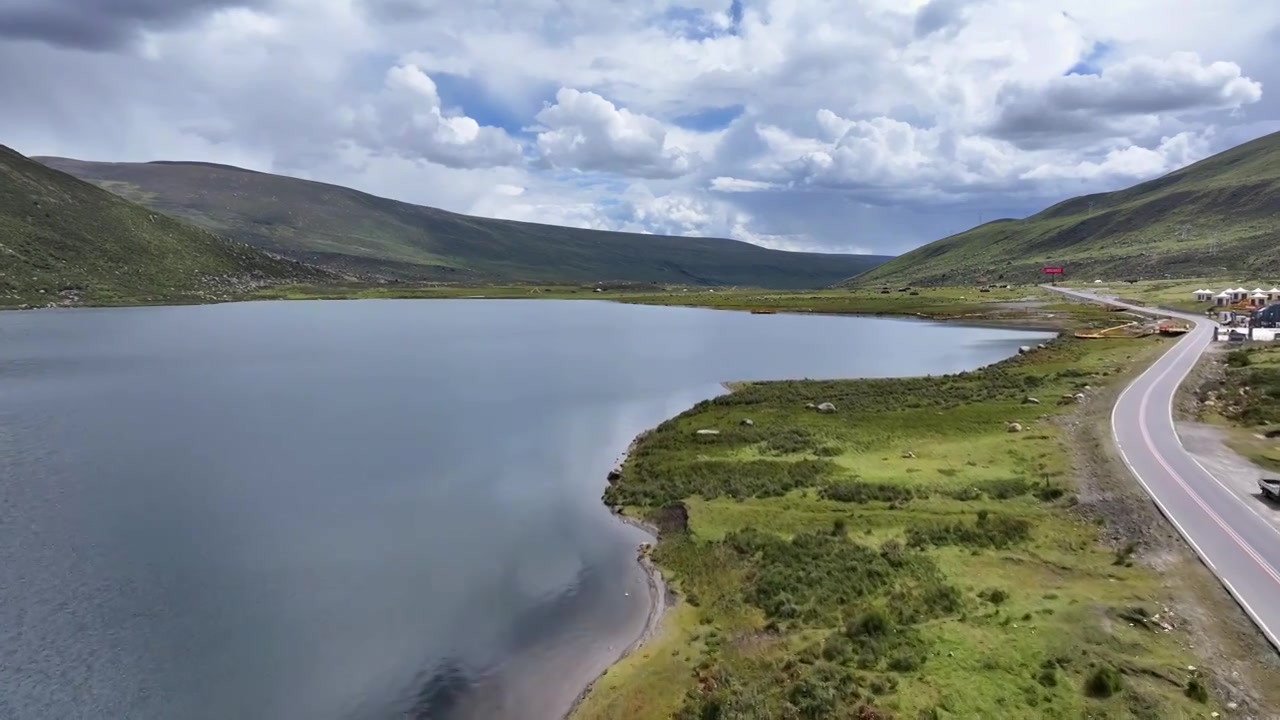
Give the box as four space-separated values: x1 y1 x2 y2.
1042 266 1064 275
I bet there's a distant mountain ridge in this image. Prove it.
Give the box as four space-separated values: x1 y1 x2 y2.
849 131 1280 287
38 156 892 289
0 145 323 308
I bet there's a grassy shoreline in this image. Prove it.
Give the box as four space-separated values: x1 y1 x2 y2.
572 299 1248 719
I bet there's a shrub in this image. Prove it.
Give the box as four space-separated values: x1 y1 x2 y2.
1084 666 1123 698
1226 349 1252 368
1185 678 1209 703
905 513 1032 550
976 477 1032 500
978 588 1009 605
1113 541 1138 566
723 530 958 627
1037 666 1058 688
764 427 823 455
1035 484 1067 502
821 481 917 504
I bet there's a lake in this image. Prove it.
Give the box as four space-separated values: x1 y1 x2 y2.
0 299 1053 720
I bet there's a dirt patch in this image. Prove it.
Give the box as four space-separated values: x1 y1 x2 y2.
1176 344 1229 421
1175 423 1280 534
1056 345 1184 556
1057 345 1280 714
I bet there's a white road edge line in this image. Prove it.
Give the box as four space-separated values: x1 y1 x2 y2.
1058 288 1280 653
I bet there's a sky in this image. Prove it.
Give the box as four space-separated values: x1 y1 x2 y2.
1 0 1277 256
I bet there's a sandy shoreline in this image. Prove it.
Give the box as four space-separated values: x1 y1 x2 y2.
561 383 746 718
561 511 668 719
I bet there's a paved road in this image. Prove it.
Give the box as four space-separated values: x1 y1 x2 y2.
1047 287 1280 654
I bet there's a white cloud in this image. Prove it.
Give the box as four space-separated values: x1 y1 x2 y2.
992 52 1262 141
0 0 1276 256
709 176 782 193
533 88 698 178
1020 131 1214 182
341 64 524 169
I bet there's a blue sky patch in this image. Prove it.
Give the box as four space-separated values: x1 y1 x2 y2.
1066 41 1111 76
674 104 745 131
430 73 538 135
659 2 741 40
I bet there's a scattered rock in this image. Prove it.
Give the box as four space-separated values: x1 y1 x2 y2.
606 468 622 483
740 418 755 427
816 402 838 414
1018 345 1033 354
1023 397 1041 405
1007 422 1023 433
902 451 916 459
695 429 721 437
1074 393 1087 402
804 402 817 410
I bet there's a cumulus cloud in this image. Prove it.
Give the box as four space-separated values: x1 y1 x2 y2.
992 52 1262 141
0 0 1276 256
0 0 267 50
533 88 697 178
709 176 782 193
341 64 524 169
1020 130 1213 182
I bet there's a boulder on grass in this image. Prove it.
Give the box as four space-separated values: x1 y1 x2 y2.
816 402 837 414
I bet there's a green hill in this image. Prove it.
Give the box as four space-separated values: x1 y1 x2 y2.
1 146 324 308
37 157 890 289
850 131 1280 287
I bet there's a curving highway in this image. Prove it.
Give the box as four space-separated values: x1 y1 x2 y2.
1047 286 1280 654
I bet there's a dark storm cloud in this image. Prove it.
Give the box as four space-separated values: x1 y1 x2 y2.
0 0 271 51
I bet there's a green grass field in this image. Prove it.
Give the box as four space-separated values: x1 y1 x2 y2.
1193 343 1280 472
574 322 1222 719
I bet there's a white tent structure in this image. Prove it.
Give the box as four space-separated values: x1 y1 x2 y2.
1251 292 1269 308
1215 291 1233 306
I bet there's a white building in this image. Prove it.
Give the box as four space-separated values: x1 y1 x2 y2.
1214 291 1233 306
1251 292 1270 308
1193 289 1213 302
1269 288 1280 303
1232 287 1249 302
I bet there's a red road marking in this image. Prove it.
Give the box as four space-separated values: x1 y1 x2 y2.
1137 333 1280 588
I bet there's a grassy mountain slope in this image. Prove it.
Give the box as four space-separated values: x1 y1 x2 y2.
38 157 890 289
851 131 1280 287
0 145 323 307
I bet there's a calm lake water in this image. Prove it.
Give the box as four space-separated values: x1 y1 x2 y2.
0 299 1053 720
